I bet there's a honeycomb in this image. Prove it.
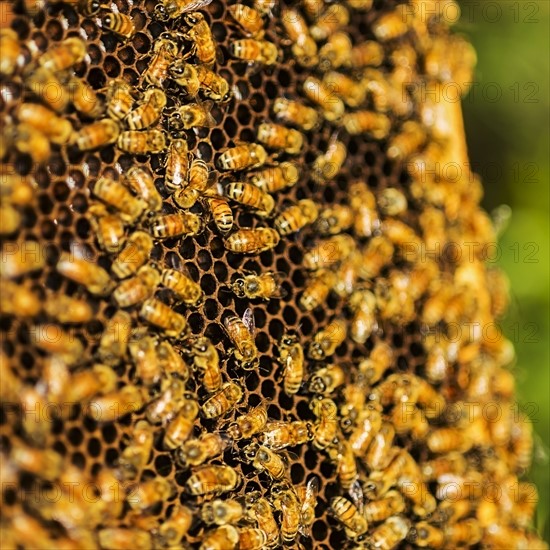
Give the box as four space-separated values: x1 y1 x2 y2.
0 0 547 548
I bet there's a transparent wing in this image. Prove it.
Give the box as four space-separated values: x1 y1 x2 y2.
242 307 256 336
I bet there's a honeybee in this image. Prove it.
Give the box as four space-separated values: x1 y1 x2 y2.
199 525 240 550
57 250 113 296
106 78 135 121
281 8 318 67
174 157 211 208
331 496 368 539
244 443 287 480
0 280 40 317
111 230 153 278
125 88 166 130
348 288 378 344
149 211 202 239
238 528 268 550
117 129 167 154
0 29 21 76
308 319 347 360
97 528 152 550
224 309 259 369
194 64 231 101
427 426 472 454
183 12 217 65
129 477 175 511
349 41 384 71
342 110 391 138
228 4 265 38
91 385 144 423
325 71 366 109
272 98 318 132
9 123 51 163
248 498 279 547
146 376 187 424
164 138 189 193
170 100 216 131
16 103 73 145
378 187 408 217
48 0 101 16
0 241 43 279
140 297 187 337
158 340 190 381
359 341 393 385
103 12 136 39
155 505 193 547
317 31 352 71
177 432 228 466
43 293 93 324
224 181 275 216
408 521 445 548
186 465 240 495
336 439 360 490
224 227 280 254
311 138 347 183
257 122 304 155
217 143 268 171
315 204 354 235
123 166 162 212
24 66 69 112
161 267 203 305
11 444 64 481
230 38 278 65
113 264 159 308
248 162 300 193
97 309 132 365
202 499 245 526
253 0 275 14
278 333 305 395
230 271 284 300
372 5 410 41
445 518 482 546
368 516 410 549
346 0 373 8
128 334 161 386
275 199 319 235
66 75 104 119
303 234 355 271
294 476 320 537
73 118 120 150
169 60 201 97
144 35 178 87
62 364 118 405
201 381 243 419
261 420 314 450
387 121 426 160
365 491 406 524
163 393 200 449
310 396 339 450
303 76 345 122
310 4 350 41
208 196 234 234
116 419 154 479
226 403 268 440
188 336 222 393
308 364 345 395
0 204 21 235
155 0 212 20
0 171 35 205
38 36 86 72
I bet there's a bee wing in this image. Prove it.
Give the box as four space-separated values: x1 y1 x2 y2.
348 479 365 514
199 99 217 128
242 307 256 336
267 271 288 299
182 0 213 12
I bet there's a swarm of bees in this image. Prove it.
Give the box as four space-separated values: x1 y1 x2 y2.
0 0 547 549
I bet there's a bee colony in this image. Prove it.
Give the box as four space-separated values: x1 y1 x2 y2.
0 0 547 548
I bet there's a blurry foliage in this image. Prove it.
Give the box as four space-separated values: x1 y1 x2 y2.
458 0 549 539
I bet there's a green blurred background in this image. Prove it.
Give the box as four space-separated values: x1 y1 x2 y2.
457 0 549 540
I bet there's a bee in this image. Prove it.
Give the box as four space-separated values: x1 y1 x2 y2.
408 521 445 548
228 4 265 38
366 450 421 499
224 309 259 369
271 98 318 133
323 71 366 108
275 199 319 236
308 319 347 361
73 118 120 150
38 36 86 72
349 40 384 69
244 443 287 480
189 336 222 393
177 432 229 466
303 76 345 122
16 103 73 145
253 0 275 14
106 78 135 121
117 129 167 154
368 516 410 549
310 4 350 41
169 60 201 97
426 427 472 454
0 171 35 205
280 8 318 67
421 452 468 482
217 143 268 171
257 122 304 155
511 411 533 471
139 297 187 337
116 420 154 480
48 0 101 16
359 341 394 384
125 88 166 130
66 75 104 119
208 196 234 234
372 6 410 41
164 138 189 193
0 280 41 317
278 333 305 395
226 403 268 440
129 334 162 386
303 234 355 271
1 241 44 279
161 268 203 305
0 29 21 76
144 35 179 87
350 180 379 237
56 250 113 296
158 340 190 381
169 100 216 131
318 32 352 71
311 138 347 183
113 264 159 308
9 123 51 163
97 528 151 550
129 477 174 511
91 385 144 423
315 204 354 236
43 294 93 324
103 12 136 39
149 211 202 239
224 227 280 254
360 235 394 280
11 444 64 481
163 393 200 449
202 499 244 526
174 157 211 208
97 309 132 365
229 38 278 65
309 364 345 395
349 288 378 344
24 66 69 112
261 420 314 450
146 376 187 424
248 162 300 193
229 271 283 301
348 403 383 457
342 110 391 138
331 496 368 539
155 0 212 20
310 396 339 450
387 121 426 160
183 12 217 65
123 166 162 212
247 498 279 547
202 381 243 419
295 476 320 537
336 439 360 490
224 181 275 216
194 64 231 101
238 528 268 550
155 505 193 547
445 519 482 546
186 465 240 496
111 230 153 278
365 491 406 524
0 203 21 235
199 525 240 550
377 188 409 217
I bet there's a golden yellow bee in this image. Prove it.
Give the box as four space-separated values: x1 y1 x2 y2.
111 230 153 278
315 204 354 236
189 336 222 393
295 476 320 537
199 525 240 550
272 98 319 131
348 288 378 344
163 393 200 449
0 203 21 235
186 464 240 496
195 64 231 101
117 128 167 154
129 476 174 511
275 199 319 236
336 439 359 490
365 491 406 524
116 419 155 480
124 166 162 212
318 31 352 71
125 88 166 130
208 196 234 234
378 187 408 216
224 227 280 254
16 103 73 145
103 12 136 39
48 0 101 16
359 341 394 385
38 36 86 72
230 38 278 65
105 78 135 121
309 364 345 395
247 497 279 547
257 122 304 155
202 381 243 419
323 71 366 108
281 8 318 67
97 309 132 365
224 181 275 216
93 176 146 224
248 162 300 193
303 76 345 122
161 267 203 305
230 271 284 300
427 426 472 454
155 505 193 547
177 432 228 466
158 339 190 380
0 241 44 279
91 385 144 423
139 297 187 337
30 323 85 365
311 137 347 183
65 75 104 118
129 334 162 386
155 0 212 20
164 138 189 193
372 5 410 41
170 100 216 131
144 35 179 87
174 157 211 208
183 12 217 65
79 205 123 253
350 40 384 69
24 66 69 112
56 250 113 296
261 420 313 450
169 60 201 97
43 293 93 324
0 29 21 76
146 376 187 424
349 403 384 457
228 4 265 38
244 443 287 480
342 110 391 138
0 280 41 317
408 521 445 548
310 4 350 41
11 444 64 481
299 269 336 312
0 171 35 205
278 333 305 395
112 266 157 310
73 118 120 150
310 396 339 450
9 123 51 163
238 528 267 550
253 0 275 14
331 496 368 539
226 403 268 440
149 211 202 239
202 499 245 526
368 516 410 549
308 319 347 360
217 143 268 171
224 309 259 369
